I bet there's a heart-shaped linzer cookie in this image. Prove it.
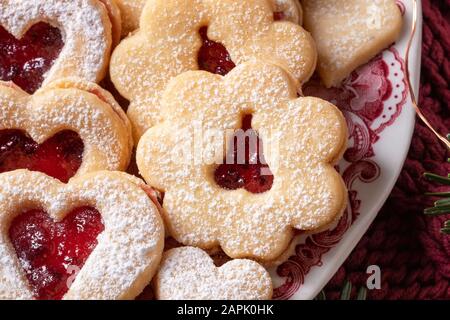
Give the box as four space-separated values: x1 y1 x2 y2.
0 170 165 300
0 0 113 93
155 247 272 300
302 0 402 87
0 79 133 182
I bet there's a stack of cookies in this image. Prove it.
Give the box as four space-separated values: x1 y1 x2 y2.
0 0 402 300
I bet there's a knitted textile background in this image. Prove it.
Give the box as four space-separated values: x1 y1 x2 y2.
324 0 450 299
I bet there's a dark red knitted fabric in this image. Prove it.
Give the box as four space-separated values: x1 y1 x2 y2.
324 0 450 300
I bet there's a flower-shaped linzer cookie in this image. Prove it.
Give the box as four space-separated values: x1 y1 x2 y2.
115 0 303 37
137 62 348 261
110 0 317 140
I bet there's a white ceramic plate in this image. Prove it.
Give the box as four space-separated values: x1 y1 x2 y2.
270 0 422 300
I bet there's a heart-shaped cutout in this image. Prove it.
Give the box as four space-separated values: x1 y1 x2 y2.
155 247 272 300
0 170 164 300
0 130 83 183
0 22 63 94
0 0 113 92
9 207 103 300
214 114 274 194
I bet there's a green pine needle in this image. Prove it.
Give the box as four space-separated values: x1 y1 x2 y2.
442 221 450 234
423 136 450 235
340 280 352 300
425 191 450 197
424 173 450 185
356 287 367 300
315 280 367 300
315 290 326 300
434 198 450 206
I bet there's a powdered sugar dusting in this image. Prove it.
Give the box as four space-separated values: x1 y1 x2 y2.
272 0 303 24
115 0 301 37
0 80 132 181
303 0 402 86
110 0 316 139
156 247 272 300
0 170 164 300
113 0 147 36
137 62 348 261
0 0 112 87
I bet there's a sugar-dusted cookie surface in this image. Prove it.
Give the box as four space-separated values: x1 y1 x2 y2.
273 0 303 24
0 170 165 300
0 0 113 93
0 79 133 182
302 0 403 88
113 0 146 37
98 0 122 46
110 0 316 140
115 0 303 37
155 247 272 300
137 61 348 261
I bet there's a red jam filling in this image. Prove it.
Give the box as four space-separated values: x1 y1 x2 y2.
214 114 274 194
197 27 236 76
9 207 104 300
273 11 286 21
0 130 83 183
196 9 287 76
0 22 64 94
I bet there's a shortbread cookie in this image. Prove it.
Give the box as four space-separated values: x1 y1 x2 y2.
302 0 402 87
0 0 113 93
0 79 133 183
116 0 302 37
113 0 147 36
0 170 165 300
110 0 316 140
99 0 122 46
136 61 348 261
155 247 272 300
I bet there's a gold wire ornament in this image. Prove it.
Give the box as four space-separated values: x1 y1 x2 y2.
405 0 450 150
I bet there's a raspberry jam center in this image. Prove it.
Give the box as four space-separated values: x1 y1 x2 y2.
196 9 287 76
0 130 83 183
214 115 274 194
0 22 64 94
273 11 286 21
197 27 236 76
9 207 104 300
